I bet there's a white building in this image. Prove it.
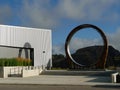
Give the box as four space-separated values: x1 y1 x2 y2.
0 25 52 68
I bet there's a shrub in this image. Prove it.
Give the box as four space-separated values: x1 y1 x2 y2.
0 58 32 66
0 58 5 66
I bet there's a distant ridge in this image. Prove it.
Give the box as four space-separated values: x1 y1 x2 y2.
52 46 120 68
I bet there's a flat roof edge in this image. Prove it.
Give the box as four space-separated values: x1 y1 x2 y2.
0 24 52 31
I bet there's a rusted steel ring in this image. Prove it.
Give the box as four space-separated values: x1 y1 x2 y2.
65 24 108 67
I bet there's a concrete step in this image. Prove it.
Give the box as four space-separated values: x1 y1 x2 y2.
41 70 116 76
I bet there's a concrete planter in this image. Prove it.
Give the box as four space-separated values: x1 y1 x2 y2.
0 66 43 78
0 66 23 78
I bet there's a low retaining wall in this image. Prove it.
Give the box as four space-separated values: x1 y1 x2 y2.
0 66 22 78
111 72 119 83
22 66 43 77
0 66 43 78
0 67 3 78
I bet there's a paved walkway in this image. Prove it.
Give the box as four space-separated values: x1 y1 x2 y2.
0 70 120 86
0 75 120 86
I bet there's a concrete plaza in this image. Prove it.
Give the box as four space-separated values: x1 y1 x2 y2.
0 75 119 86
0 70 120 86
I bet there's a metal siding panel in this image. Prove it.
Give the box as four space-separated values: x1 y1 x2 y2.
0 25 52 67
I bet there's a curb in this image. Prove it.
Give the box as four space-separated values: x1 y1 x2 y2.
0 82 120 86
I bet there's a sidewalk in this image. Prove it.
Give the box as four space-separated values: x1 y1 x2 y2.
0 70 120 86
0 75 120 86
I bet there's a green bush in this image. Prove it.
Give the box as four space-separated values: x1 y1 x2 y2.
0 58 5 66
0 58 32 66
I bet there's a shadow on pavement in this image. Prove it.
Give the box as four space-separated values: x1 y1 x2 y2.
86 76 111 83
93 85 120 89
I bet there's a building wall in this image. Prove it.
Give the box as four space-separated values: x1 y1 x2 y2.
0 25 52 67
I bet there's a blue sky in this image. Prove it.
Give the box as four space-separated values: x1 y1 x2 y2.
0 0 120 55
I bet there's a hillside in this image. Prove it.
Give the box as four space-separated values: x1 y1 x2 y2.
52 46 120 68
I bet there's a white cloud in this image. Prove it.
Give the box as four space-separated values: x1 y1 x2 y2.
69 38 102 53
57 0 119 21
52 27 120 55
20 0 58 29
108 27 120 50
52 37 102 55
52 44 65 55
19 0 120 28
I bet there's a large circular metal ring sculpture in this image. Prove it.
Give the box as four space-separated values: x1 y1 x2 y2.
65 24 108 68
